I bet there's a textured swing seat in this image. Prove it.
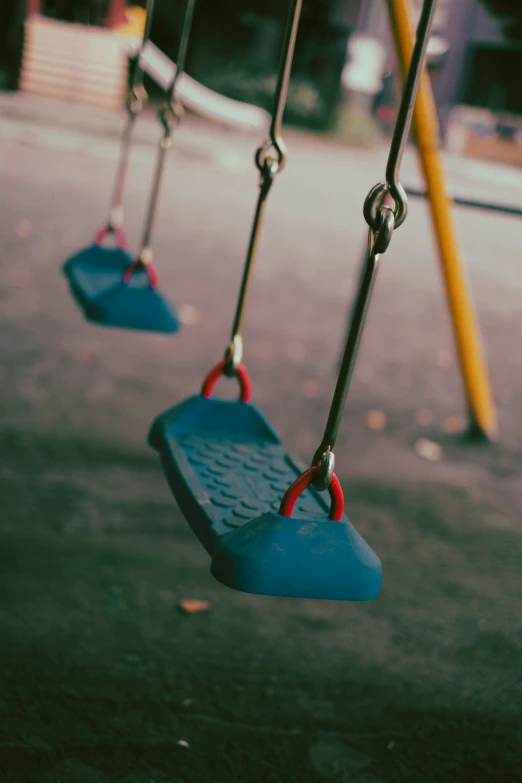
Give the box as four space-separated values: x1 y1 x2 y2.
63 244 180 334
148 395 382 601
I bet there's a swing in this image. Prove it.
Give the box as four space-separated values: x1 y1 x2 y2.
149 0 437 600
63 0 196 334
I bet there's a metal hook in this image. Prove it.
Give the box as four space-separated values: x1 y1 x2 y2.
311 450 335 492
225 0 303 359
107 0 156 225
310 209 395 479
363 0 437 234
254 0 302 175
363 181 408 232
137 0 196 262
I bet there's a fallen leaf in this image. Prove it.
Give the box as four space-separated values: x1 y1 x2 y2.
301 379 319 398
443 415 466 434
15 219 32 238
178 599 211 614
415 408 433 427
364 410 387 431
178 304 200 325
176 740 190 748
414 438 443 462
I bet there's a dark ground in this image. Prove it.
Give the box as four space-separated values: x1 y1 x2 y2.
0 95 521 782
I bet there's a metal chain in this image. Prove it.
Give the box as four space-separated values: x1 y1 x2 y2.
311 0 438 490
224 0 303 373
138 0 196 265
108 0 156 232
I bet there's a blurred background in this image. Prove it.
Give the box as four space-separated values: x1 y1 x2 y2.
0 1 521 782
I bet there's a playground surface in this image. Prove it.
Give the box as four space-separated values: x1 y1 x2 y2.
0 95 521 782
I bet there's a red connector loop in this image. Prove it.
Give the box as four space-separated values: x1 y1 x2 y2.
200 360 252 403
279 466 344 521
122 261 159 288
94 224 128 249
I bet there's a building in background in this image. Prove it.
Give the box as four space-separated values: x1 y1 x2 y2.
431 0 522 164
433 0 522 118
344 0 522 164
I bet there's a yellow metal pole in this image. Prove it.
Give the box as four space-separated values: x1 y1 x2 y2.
385 0 497 438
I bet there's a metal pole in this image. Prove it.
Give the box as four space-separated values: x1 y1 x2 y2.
385 0 497 439
405 186 522 218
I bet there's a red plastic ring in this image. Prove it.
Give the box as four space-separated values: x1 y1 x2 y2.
94 224 128 249
200 359 252 403
279 466 344 521
122 261 159 288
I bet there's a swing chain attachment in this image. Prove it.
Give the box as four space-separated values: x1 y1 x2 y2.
158 97 184 139
363 0 438 234
312 451 335 492
125 82 148 119
310 0 437 493
125 0 155 117
222 156 277 378
220 0 302 381
127 0 195 285
255 138 287 178
254 0 302 176
311 207 394 489
102 0 156 241
223 335 244 377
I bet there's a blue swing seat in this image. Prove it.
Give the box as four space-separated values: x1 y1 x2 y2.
148 394 382 601
63 244 180 334
63 244 131 315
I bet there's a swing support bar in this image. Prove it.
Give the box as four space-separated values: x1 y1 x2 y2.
386 0 497 439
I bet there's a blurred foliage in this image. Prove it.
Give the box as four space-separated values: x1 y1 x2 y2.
39 0 109 25
145 0 352 130
480 1 522 40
